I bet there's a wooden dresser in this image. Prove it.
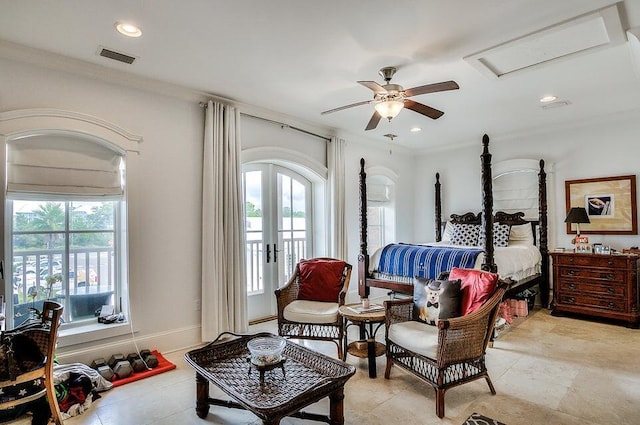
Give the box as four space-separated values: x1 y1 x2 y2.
550 252 640 327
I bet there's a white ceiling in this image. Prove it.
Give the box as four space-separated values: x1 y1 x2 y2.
1 0 640 150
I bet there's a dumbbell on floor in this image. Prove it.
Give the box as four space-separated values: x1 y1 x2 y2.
139 349 159 369
108 353 133 379
127 353 147 373
91 358 115 381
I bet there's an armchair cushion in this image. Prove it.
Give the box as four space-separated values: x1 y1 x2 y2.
283 300 339 324
297 258 347 302
449 267 499 315
413 277 462 325
388 321 438 358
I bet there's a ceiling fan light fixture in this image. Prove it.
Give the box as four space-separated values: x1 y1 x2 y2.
374 100 404 119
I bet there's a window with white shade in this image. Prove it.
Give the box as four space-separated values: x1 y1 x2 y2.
493 159 541 219
6 132 127 327
367 176 395 253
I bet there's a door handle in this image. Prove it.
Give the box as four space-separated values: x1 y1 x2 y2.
273 244 279 263
266 244 271 263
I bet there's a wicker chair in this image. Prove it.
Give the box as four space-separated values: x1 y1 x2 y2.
0 300 64 424
383 283 506 418
275 258 352 358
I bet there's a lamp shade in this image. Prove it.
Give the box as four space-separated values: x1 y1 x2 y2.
374 100 404 119
564 207 590 224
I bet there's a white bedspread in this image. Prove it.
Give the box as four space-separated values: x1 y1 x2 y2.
370 241 541 282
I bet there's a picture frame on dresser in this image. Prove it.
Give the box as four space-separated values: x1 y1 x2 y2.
565 175 637 235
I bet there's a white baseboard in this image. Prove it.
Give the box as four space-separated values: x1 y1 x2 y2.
56 325 202 365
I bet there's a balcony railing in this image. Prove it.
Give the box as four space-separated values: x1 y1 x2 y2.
245 237 306 295
11 248 115 324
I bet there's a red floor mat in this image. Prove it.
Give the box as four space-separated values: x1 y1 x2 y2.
111 350 176 387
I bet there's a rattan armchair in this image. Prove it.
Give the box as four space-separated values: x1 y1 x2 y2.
0 300 64 424
384 283 506 418
275 258 352 358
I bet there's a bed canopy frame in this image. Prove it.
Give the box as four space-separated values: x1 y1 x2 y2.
358 134 549 306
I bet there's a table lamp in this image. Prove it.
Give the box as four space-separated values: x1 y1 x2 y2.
565 207 590 242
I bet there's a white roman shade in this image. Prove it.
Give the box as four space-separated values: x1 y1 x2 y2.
368 183 391 203
493 170 538 217
7 133 124 197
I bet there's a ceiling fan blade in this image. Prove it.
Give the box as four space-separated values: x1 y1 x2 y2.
405 99 444 119
321 100 372 115
404 81 459 97
365 111 382 131
358 80 387 94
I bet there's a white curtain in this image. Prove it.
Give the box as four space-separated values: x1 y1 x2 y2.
327 136 347 259
202 100 248 341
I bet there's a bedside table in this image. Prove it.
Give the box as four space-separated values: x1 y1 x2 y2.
550 252 640 328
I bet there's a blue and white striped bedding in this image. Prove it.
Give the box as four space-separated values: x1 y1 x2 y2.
375 243 483 281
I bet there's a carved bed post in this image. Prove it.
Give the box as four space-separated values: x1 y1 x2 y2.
358 158 370 299
538 159 549 308
480 134 497 273
435 172 442 242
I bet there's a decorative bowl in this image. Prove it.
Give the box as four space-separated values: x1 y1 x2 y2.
247 335 286 366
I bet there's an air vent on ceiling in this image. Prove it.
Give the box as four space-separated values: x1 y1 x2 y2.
542 100 572 110
464 4 624 79
98 47 136 64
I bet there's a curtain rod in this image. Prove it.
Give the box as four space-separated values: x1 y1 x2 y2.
200 101 331 142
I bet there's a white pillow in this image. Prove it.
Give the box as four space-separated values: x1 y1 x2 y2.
441 222 454 242
509 223 535 245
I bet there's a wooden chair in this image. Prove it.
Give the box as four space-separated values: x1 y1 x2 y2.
383 282 506 418
275 258 352 358
0 301 64 424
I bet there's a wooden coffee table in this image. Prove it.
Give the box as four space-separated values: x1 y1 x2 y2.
184 332 356 425
338 304 386 378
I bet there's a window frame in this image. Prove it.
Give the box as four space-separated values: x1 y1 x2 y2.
7 197 124 327
0 109 140 343
366 172 397 252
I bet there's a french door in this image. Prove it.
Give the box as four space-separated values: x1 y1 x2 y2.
243 163 312 321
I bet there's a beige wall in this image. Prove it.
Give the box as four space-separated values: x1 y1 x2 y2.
412 114 640 251
0 56 416 363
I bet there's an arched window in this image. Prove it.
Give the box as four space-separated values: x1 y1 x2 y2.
366 168 397 253
0 109 141 328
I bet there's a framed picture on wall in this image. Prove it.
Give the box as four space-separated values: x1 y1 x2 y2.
565 175 637 235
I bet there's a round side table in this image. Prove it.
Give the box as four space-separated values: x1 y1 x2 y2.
338 304 386 378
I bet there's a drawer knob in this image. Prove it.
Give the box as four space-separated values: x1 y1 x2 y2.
607 287 615 294
568 270 575 276
568 283 576 290
568 297 575 304
608 261 614 266
608 302 615 309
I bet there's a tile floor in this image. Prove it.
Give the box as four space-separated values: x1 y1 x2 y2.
15 309 640 424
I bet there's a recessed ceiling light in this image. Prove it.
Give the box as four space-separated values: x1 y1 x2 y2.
539 95 557 103
410 127 422 133
115 22 142 38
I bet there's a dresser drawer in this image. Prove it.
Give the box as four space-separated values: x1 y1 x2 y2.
558 267 625 282
555 255 628 269
557 279 626 299
557 294 626 312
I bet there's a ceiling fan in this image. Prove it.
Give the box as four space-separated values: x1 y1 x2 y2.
321 66 459 131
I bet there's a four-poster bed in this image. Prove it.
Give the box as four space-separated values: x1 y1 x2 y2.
358 134 549 307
